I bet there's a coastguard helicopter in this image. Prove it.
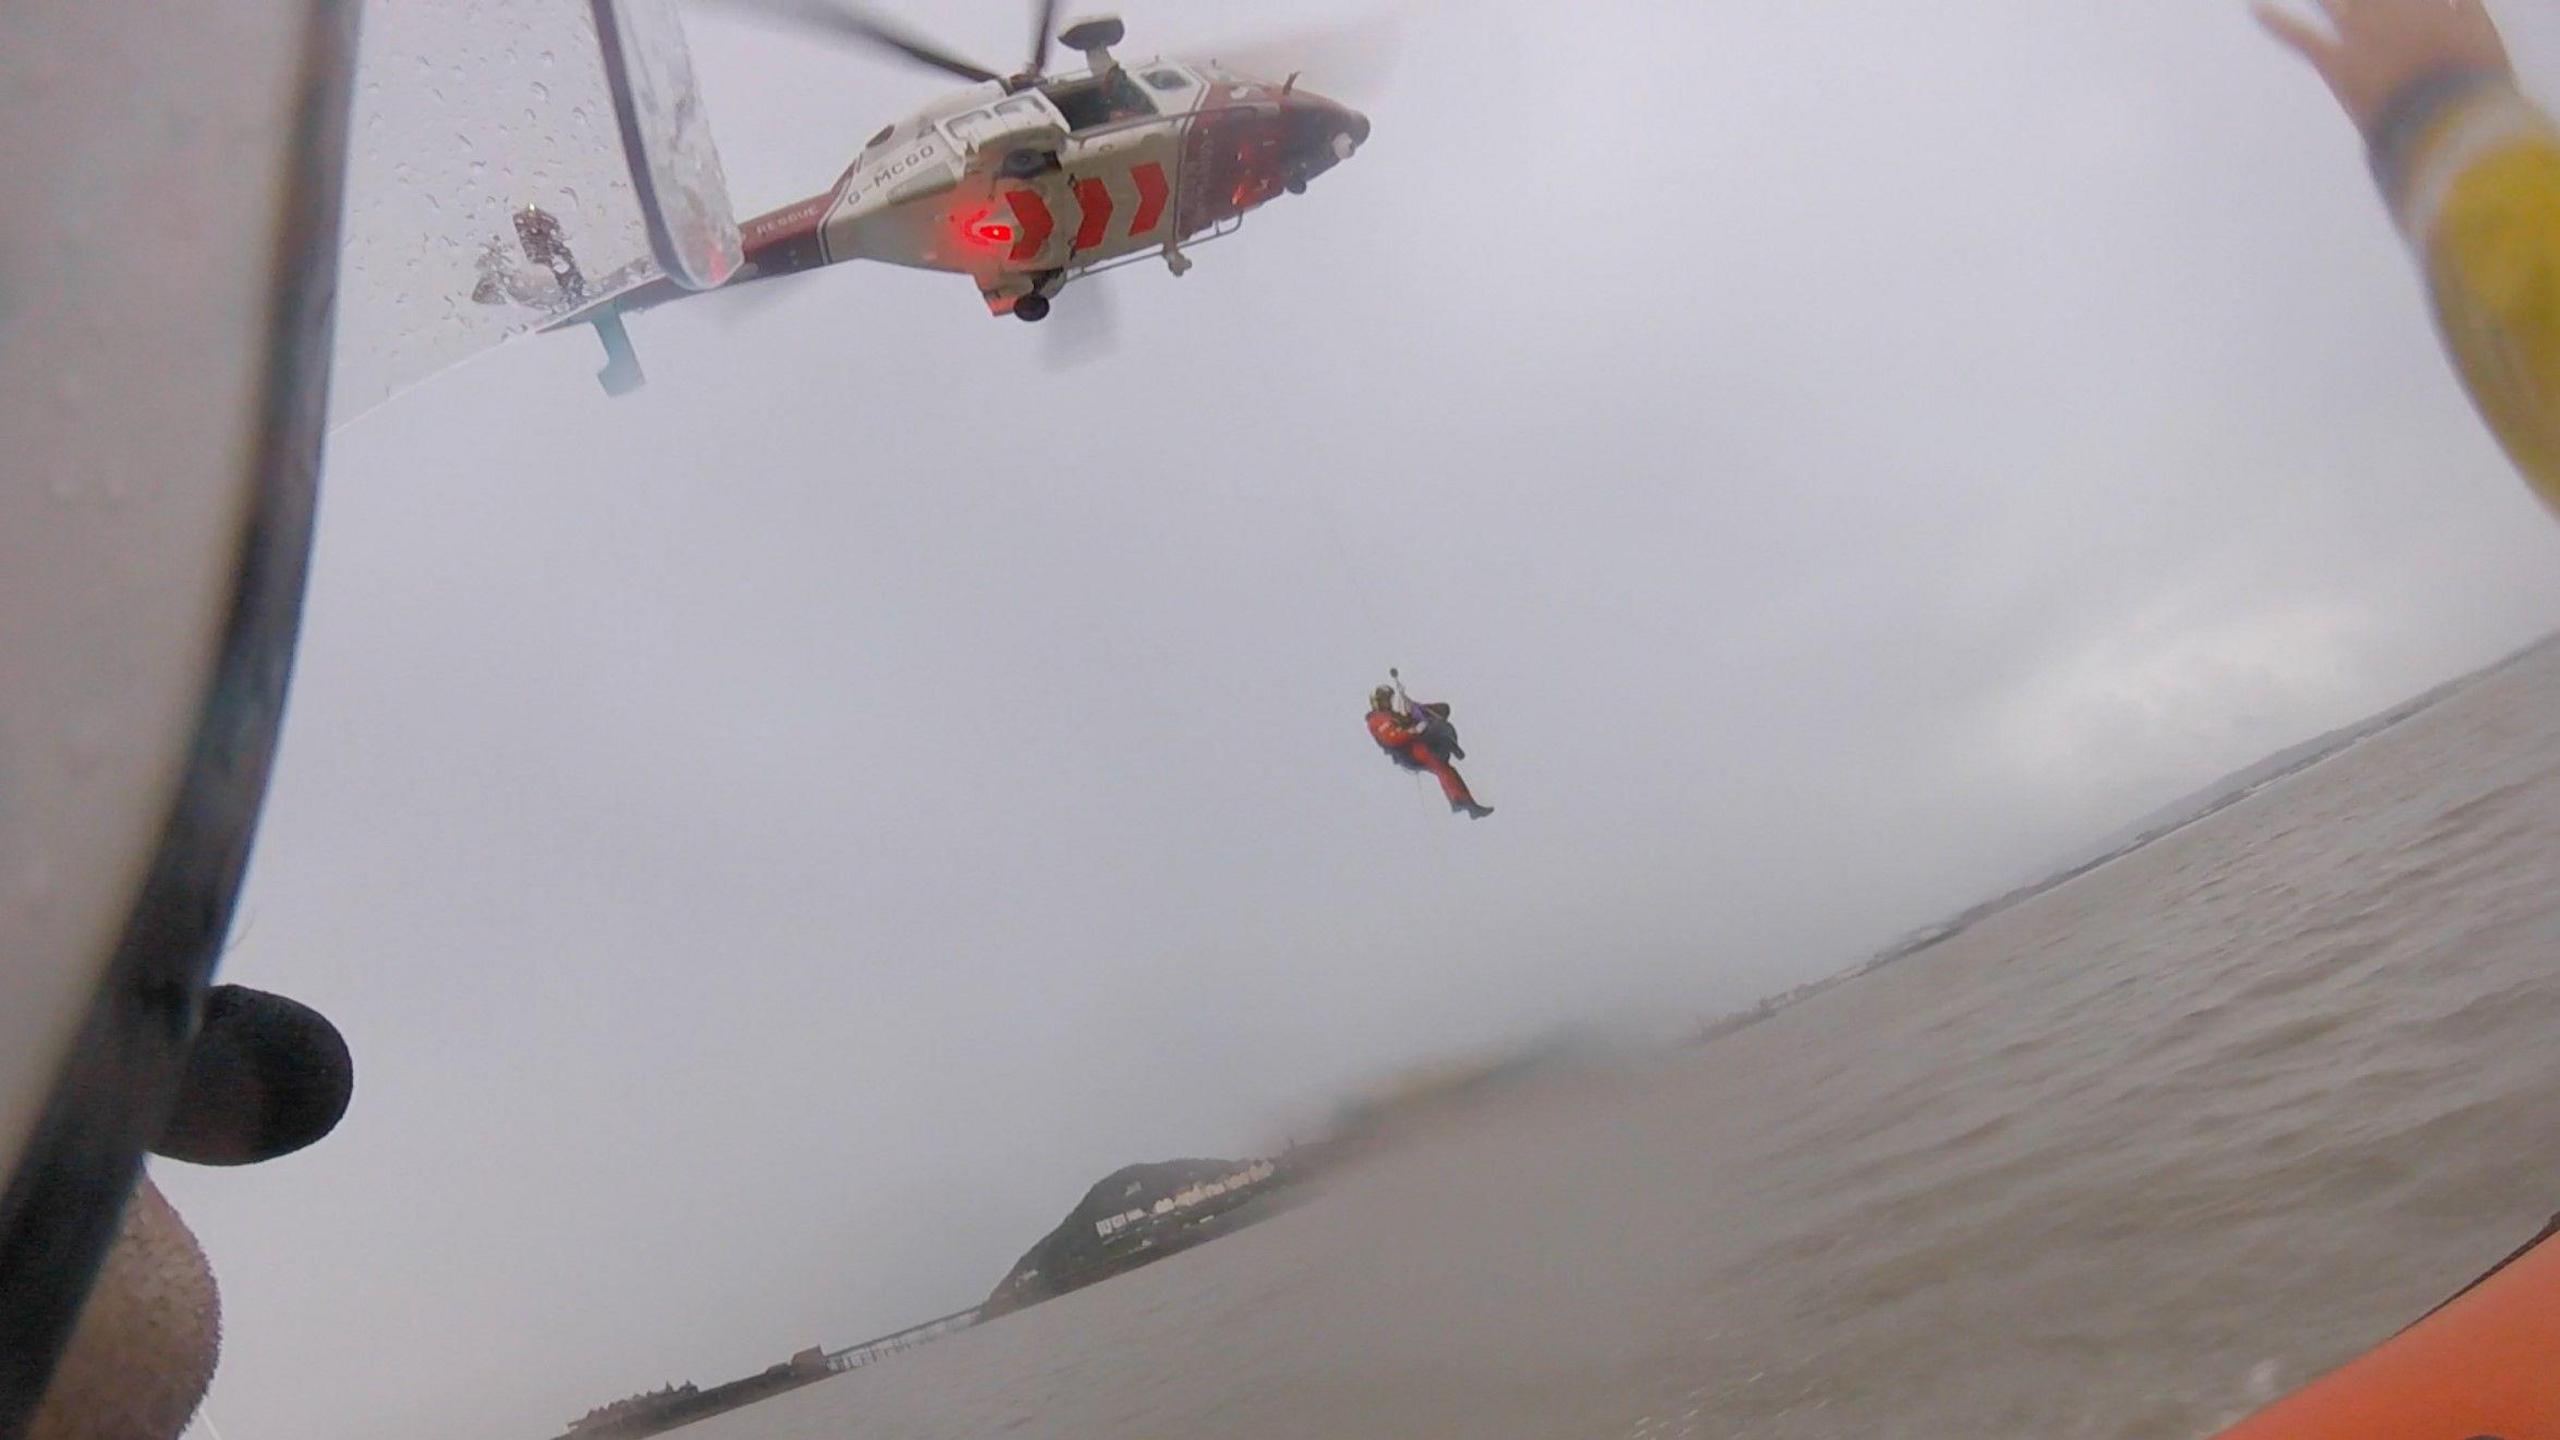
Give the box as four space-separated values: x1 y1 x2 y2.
519 0 1375 385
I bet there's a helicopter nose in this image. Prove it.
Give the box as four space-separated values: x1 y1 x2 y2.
1282 91 1370 186
1321 97 1371 149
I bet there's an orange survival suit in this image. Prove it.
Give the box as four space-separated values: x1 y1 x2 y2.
1367 688 1492 818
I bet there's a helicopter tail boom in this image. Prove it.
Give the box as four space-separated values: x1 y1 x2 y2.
738 192 835 275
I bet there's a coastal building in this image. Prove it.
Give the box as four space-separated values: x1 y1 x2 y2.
1094 1162 1275 1237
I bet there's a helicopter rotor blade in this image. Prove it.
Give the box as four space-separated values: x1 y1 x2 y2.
1184 6 1410 105
1025 0 1062 79
699 0 1006 85
1039 274 1121 373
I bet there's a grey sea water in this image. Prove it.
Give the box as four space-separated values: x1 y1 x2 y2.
685 642 2560 1440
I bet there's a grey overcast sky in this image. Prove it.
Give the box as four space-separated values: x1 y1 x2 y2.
161 2 2560 1437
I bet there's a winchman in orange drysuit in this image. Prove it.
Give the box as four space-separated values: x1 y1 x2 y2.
1367 685 1494 818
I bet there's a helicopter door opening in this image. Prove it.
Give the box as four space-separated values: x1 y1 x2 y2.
1044 69 1156 132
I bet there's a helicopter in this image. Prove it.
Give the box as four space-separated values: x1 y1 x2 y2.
522 1 1375 386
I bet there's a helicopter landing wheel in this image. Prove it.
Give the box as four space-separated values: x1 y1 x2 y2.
1285 177 1307 195
1014 294 1051 322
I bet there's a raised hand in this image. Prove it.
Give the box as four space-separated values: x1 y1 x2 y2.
2255 0 2514 134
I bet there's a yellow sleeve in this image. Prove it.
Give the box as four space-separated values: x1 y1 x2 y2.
2390 86 2560 516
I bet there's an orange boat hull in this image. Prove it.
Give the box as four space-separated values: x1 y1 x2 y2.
2217 1224 2560 1440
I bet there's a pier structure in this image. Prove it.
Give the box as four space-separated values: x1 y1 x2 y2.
822 1308 981 1374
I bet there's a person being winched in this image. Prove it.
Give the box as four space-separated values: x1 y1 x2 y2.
1366 683 1494 818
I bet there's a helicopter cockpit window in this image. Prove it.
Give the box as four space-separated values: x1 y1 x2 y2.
947 96 1052 150
1045 70 1155 133
1142 68 1189 93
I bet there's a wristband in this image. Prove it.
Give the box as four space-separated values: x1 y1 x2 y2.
2368 66 2506 210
